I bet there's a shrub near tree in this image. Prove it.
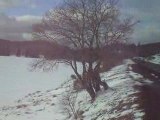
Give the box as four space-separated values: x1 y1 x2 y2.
33 0 136 101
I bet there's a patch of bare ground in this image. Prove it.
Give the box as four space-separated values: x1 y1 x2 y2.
140 83 160 120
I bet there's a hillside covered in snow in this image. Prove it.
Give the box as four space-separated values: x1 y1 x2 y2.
0 56 151 120
0 56 75 107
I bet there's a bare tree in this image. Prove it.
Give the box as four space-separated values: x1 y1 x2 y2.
33 0 136 101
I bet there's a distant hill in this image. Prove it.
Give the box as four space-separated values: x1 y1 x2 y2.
137 42 160 57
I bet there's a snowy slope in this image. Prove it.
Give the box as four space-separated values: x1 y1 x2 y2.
0 56 75 107
0 58 146 120
146 54 160 64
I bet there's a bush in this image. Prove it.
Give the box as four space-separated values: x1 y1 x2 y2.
59 86 83 119
73 80 84 91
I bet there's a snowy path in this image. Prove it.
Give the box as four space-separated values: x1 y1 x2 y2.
131 57 160 120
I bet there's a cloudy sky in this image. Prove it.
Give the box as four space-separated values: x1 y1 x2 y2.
0 0 159 44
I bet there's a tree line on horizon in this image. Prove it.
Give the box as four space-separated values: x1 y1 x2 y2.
0 38 159 58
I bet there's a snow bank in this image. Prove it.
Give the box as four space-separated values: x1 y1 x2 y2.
146 54 160 64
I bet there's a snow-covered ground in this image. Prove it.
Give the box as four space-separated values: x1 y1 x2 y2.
0 56 146 120
0 56 75 107
146 54 160 64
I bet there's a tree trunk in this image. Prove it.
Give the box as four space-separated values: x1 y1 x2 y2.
92 78 101 92
100 80 108 90
82 67 109 101
82 71 96 101
86 82 96 101
92 71 109 91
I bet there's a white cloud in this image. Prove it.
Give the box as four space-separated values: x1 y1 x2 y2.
121 0 160 44
0 0 21 9
0 14 41 41
16 15 42 24
22 33 33 40
0 0 39 10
